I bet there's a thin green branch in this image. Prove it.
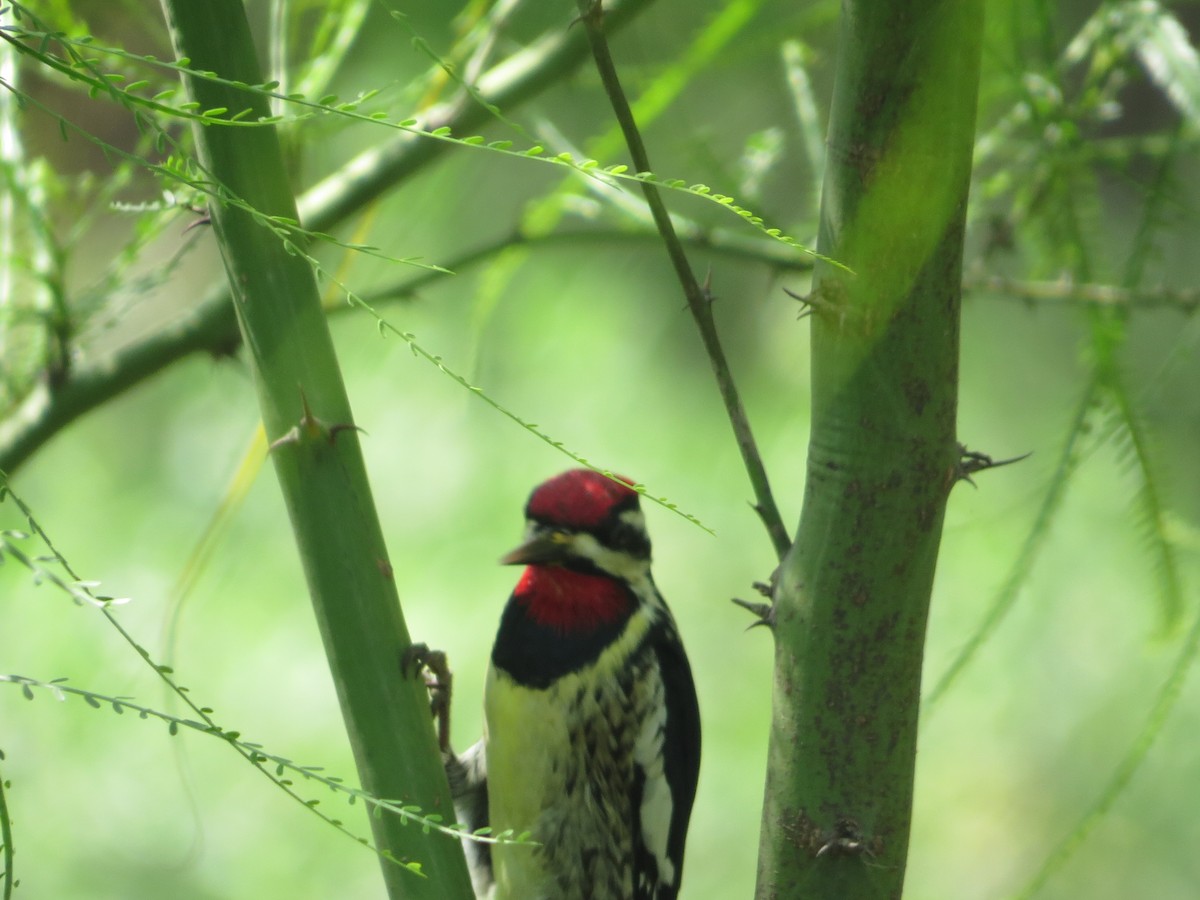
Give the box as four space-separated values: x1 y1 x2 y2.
0 676 418 874
965 274 1200 313
301 0 659 228
311 256 717 533
362 226 813 306
574 0 791 560
0 477 531 876
0 747 11 900
0 674 526 853
0 476 430 866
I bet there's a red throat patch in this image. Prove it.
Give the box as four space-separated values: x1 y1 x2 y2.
513 565 634 633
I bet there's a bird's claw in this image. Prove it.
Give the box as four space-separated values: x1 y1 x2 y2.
402 642 454 753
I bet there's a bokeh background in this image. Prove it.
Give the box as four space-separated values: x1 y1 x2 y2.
3 0 1200 898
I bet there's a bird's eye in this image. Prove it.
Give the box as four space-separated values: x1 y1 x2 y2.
548 529 573 544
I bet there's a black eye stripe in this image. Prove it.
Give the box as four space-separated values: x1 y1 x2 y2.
600 519 651 559
527 513 651 562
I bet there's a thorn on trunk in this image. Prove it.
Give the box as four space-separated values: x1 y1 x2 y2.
269 386 365 451
956 443 1032 487
783 285 814 320
570 0 604 30
732 595 775 630
733 564 781 629
815 818 876 860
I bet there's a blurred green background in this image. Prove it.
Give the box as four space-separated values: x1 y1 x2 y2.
3 0 1200 898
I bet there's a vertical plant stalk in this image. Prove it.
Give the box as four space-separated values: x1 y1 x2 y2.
158 3 473 897
575 0 790 560
757 2 983 898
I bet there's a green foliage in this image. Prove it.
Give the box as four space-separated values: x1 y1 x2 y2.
2 668 532 856
0 476 529 873
0 0 1198 898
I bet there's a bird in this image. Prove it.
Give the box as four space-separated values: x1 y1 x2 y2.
435 468 701 900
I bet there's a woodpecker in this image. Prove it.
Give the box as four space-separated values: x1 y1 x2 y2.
442 468 701 900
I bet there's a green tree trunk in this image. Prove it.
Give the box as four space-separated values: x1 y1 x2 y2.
158 2 473 897
756 2 984 897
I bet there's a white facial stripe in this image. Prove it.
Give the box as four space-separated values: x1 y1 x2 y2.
619 508 646 532
569 531 649 582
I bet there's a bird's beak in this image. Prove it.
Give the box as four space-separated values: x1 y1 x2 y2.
500 531 571 566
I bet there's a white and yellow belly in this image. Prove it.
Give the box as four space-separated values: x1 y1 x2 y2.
483 612 666 900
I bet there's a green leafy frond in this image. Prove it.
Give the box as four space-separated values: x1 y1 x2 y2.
396 124 824 259
461 0 768 259
974 0 1198 275
1099 383 1185 632
1082 0 1200 124
0 674 530 855
0 480 425 875
2 6 821 263
1091 97 1187 634
0 76 449 278
313 264 716 535
19 5 722 533
392 10 537 146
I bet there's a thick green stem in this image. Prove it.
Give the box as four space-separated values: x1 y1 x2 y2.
158 2 473 897
756 3 983 898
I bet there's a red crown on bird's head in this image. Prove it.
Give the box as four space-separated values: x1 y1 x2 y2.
525 469 639 529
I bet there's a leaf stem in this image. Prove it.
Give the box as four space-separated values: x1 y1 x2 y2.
574 0 791 559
